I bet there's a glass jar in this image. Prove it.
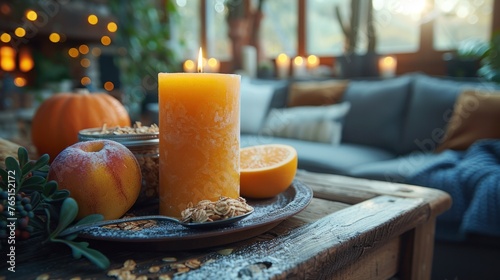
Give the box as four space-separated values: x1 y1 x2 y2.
78 126 159 205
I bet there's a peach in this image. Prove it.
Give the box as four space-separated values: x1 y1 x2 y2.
48 140 142 220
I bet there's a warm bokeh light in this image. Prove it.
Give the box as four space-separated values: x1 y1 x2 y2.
0 46 16 71
107 22 118 32
207 58 218 68
68 48 79 58
88 14 98 25
91 47 101 56
293 56 304 66
104 81 114 91
14 77 27 87
15 27 26 37
19 48 34 72
79 44 89 54
277 53 289 64
378 55 398 78
81 76 91 85
1 3 11 15
0 33 11 43
183 59 195 73
80 58 90 68
49 32 60 43
276 53 290 79
307 55 319 69
80 58 91 68
381 56 396 67
26 10 37 21
101 36 111 46
207 58 220 73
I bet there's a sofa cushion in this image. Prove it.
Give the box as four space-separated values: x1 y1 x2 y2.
399 74 492 155
260 102 351 144
341 75 412 154
241 135 396 175
436 89 500 152
250 79 289 109
240 81 275 134
287 80 349 107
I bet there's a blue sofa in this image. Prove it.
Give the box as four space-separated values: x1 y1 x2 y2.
239 72 500 279
241 72 498 183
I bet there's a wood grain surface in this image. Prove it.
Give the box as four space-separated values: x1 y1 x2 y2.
11 171 452 280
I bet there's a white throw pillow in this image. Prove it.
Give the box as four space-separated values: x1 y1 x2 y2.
240 81 275 134
261 102 351 144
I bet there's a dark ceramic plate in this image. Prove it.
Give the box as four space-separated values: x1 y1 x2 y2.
79 180 313 251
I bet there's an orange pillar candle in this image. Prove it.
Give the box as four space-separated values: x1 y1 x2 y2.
158 56 240 218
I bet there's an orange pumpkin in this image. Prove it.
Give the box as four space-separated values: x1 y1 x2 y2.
31 92 131 160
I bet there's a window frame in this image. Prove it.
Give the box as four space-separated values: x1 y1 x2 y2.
194 0 500 75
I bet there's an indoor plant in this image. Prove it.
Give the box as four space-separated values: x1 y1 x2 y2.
478 31 500 83
108 0 182 121
334 0 378 78
443 39 489 78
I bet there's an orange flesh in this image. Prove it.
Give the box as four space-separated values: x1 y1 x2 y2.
241 145 293 170
240 145 298 199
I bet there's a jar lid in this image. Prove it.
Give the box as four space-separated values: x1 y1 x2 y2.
78 127 159 147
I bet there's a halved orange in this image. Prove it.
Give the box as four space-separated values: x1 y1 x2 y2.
240 144 298 199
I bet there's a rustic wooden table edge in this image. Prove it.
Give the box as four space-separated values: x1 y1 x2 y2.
293 170 453 280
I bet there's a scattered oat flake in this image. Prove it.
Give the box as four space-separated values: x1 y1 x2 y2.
162 257 177 262
170 263 187 269
123 259 137 270
217 248 234 255
107 269 122 276
69 277 82 280
36 274 49 280
175 267 191 275
136 276 148 280
204 258 215 266
159 275 172 280
185 259 201 269
118 270 134 280
149 265 161 273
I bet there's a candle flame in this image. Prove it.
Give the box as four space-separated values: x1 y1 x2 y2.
197 47 203 73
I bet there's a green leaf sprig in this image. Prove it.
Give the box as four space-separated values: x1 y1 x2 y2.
0 147 110 270
48 198 110 270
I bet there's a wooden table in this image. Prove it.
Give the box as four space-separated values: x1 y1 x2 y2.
12 170 451 280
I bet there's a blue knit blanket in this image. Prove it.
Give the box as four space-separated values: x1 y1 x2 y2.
408 139 500 241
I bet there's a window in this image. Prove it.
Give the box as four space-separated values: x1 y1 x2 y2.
206 0 231 59
260 0 298 58
176 0 496 61
306 0 347 56
373 0 426 54
174 0 201 60
433 0 493 50
307 0 423 55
